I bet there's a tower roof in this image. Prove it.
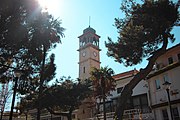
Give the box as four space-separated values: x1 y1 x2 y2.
78 26 100 38
83 26 96 34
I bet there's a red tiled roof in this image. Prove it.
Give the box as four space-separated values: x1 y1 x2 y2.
113 69 139 80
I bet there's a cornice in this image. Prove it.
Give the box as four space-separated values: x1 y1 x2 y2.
77 44 101 51
151 99 180 109
147 61 180 79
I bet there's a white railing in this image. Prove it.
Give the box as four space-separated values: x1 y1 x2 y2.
87 109 153 120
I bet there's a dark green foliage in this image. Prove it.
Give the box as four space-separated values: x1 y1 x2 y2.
0 0 41 67
19 77 92 119
106 0 179 66
43 54 57 83
27 12 65 54
0 0 40 82
0 0 65 91
43 78 92 111
90 66 116 99
18 91 38 114
16 53 56 95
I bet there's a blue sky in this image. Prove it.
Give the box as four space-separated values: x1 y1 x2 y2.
47 0 180 80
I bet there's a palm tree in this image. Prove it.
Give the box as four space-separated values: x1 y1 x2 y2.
27 11 65 120
90 66 116 120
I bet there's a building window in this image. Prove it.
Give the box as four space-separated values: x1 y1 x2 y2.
168 57 173 64
126 98 133 110
132 94 149 113
83 67 85 73
141 95 149 113
117 87 123 94
155 79 161 90
163 74 170 82
133 97 141 109
172 107 180 120
177 53 180 61
162 109 169 120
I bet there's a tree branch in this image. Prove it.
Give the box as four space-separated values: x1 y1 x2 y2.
115 36 168 119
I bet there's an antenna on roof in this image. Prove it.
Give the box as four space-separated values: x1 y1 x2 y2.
89 16 91 27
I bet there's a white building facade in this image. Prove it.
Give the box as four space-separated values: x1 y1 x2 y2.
147 44 180 120
95 69 153 120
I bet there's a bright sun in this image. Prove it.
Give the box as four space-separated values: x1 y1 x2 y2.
38 0 59 13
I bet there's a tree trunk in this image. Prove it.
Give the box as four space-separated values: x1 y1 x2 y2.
67 108 73 120
37 46 46 120
25 113 28 120
115 38 168 120
67 114 72 120
0 110 4 120
37 108 41 120
102 93 106 120
101 77 106 120
9 77 18 120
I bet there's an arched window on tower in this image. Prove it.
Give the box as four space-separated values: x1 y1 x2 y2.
80 41 82 47
82 41 85 47
82 37 86 46
93 37 98 46
90 37 93 43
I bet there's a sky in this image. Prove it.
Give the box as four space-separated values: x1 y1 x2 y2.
44 0 179 80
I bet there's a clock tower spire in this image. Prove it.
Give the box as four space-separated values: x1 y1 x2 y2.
78 26 101 80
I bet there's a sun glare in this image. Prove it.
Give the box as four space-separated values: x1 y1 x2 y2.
38 0 59 14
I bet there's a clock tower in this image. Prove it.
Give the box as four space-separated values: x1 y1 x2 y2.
78 26 101 80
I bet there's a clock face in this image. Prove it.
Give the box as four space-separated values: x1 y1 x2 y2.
93 51 97 57
82 51 86 57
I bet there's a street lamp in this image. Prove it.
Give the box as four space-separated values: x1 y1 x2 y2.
163 81 173 120
9 70 22 120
